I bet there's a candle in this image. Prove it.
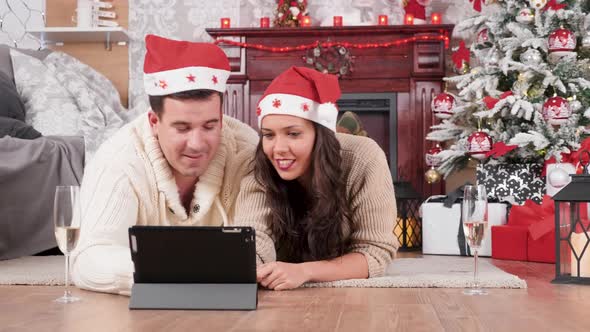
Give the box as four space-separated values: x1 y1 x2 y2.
301 16 311 27
431 12 441 24
571 232 590 277
220 17 231 28
404 13 414 25
333 16 342 27
378 15 388 26
260 17 270 28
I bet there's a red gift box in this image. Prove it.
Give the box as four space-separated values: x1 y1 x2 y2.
491 225 528 261
492 195 556 263
528 230 555 263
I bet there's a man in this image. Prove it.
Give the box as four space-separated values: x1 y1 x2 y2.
72 35 258 295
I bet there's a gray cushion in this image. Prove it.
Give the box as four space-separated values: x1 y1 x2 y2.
0 45 51 79
0 70 26 121
0 117 42 139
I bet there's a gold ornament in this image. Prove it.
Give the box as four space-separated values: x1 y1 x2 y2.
518 73 526 82
425 168 442 184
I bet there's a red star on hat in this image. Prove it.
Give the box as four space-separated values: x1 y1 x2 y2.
186 74 196 82
256 107 262 116
301 103 310 112
159 80 168 89
272 99 282 108
212 75 218 85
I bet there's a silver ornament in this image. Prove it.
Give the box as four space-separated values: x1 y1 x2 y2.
519 49 542 66
548 166 570 188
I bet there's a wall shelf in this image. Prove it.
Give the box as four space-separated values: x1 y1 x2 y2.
27 27 129 50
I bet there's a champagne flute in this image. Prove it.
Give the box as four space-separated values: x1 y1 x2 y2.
462 184 489 296
53 186 82 303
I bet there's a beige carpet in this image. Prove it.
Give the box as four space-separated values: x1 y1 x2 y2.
0 255 526 289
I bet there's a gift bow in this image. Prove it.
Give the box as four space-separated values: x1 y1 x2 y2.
452 40 470 70
543 0 567 12
510 195 589 240
485 142 518 158
483 91 513 110
508 195 555 241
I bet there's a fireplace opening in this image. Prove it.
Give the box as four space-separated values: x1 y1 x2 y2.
336 93 397 181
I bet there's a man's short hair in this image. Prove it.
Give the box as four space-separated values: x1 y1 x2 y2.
149 89 224 117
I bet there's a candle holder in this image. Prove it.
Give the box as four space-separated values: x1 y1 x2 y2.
378 15 388 26
431 13 441 24
260 17 270 28
333 16 343 27
220 18 231 29
301 16 311 27
404 14 414 25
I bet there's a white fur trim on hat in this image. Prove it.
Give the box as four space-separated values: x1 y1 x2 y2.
257 93 338 132
144 66 230 96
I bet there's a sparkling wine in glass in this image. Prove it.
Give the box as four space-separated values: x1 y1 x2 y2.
462 184 489 296
54 185 82 303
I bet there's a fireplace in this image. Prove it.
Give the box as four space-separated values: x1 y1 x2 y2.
207 25 452 197
337 93 397 181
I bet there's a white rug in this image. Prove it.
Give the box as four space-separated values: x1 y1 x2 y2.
0 255 526 289
304 256 526 289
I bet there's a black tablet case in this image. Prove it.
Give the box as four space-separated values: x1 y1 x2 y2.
128 226 257 310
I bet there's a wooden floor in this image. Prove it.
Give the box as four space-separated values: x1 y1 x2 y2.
1 255 590 332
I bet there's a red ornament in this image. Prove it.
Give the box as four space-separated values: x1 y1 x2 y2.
467 131 493 160
476 28 489 45
425 145 443 167
542 96 571 125
548 28 576 54
431 93 456 119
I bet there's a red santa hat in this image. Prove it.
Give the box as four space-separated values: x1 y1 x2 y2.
143 34 231 96
257 66 341 132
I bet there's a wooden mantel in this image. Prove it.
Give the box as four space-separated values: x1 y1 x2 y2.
207 25 453 198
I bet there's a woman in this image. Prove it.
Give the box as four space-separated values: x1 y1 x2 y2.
235 66 398 290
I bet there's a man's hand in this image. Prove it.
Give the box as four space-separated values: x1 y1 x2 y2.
257 261 310 291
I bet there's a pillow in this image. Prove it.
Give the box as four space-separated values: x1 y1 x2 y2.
0 71 26 121
10 49 81 136
0 44 51 79
41 52 125 161
0 117 42 139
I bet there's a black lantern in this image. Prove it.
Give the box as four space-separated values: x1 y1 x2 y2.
394 181 422 251
552 151 590 284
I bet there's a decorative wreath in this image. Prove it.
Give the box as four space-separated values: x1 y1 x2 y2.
302 44 354 77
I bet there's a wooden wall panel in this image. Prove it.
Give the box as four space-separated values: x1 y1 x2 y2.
45 0 129 107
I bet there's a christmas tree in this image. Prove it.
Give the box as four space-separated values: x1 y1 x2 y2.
427 0 590 178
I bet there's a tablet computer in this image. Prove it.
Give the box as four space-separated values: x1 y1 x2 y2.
128 226 257 310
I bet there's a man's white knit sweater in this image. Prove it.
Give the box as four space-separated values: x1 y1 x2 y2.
71 113 258 295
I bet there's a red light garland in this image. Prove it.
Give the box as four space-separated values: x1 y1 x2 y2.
214 34 450 52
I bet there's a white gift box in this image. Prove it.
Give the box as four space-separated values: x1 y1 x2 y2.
421 196 508 257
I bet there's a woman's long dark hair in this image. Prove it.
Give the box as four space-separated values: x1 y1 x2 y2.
254 123 354 262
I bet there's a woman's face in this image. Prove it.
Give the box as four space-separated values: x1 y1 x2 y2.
260 115 316 181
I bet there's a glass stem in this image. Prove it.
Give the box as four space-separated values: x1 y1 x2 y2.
473 249 479 289
65 253 71 297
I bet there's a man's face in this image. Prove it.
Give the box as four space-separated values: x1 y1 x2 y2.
148 95 222 182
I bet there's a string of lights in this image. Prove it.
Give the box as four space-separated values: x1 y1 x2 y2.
214 34 450 52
